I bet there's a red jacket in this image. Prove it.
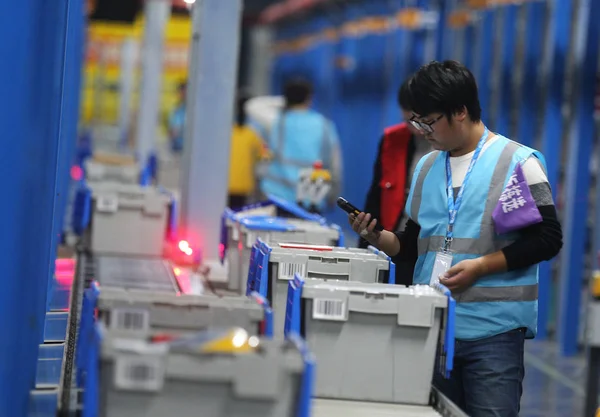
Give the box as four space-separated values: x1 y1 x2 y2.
378 123 412 230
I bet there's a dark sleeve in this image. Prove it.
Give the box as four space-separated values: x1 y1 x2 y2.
358 136 385 249
501 204 563 271
393 219 421 262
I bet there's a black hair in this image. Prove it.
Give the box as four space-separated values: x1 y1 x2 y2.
398 60 482 122
235 91 250 126
283 79 313 108
397 78 412 111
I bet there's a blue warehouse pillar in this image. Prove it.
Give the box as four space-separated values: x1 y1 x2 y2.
136 0 171 166
475 7 495 123
495 4 518 137
518 0 549 338
558 0 600 357
539 0 573 352
180 0 243 261
0 0 82 414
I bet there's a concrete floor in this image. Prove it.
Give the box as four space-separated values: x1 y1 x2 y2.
522 340 587 417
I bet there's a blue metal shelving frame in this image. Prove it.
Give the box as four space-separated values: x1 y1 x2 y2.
0 0 84 414
538 0 572 354
557 0 600 357
495 4 518 137
476 8 496 125
517 1 550 339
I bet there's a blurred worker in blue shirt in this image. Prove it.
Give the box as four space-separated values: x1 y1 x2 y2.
168 81 187 153
259 79 342 209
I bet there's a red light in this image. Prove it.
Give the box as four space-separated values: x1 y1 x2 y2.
151 334 176 343
173 267 181 276
70 165 83 181
55 258 76 287
178 240 190 251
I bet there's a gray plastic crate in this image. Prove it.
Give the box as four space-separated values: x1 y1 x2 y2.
85 160 140 185
228 217 340 294
288 278 451 405
88 183 171 256
98 334 311 417
96 286 266 338
265 244 395 338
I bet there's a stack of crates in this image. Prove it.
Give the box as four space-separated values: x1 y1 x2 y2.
284 275 455 406
96 332 314 417
76 283 315 417
246 240 396 336
220 196 343 295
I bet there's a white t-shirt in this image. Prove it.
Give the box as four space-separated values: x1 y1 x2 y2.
449 135 548 188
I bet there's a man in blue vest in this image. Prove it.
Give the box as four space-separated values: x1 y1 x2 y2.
260 79 342 210
350 61 562 416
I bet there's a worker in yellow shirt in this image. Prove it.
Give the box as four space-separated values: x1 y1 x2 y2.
228 93 270 209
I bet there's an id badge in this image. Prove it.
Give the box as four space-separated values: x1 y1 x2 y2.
430 251 453 286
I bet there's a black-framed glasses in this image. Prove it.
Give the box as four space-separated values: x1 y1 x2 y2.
409 114 444 134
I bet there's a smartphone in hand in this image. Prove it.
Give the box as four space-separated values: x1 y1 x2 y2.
336 197 384 232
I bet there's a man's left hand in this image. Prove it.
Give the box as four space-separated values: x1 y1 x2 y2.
440 258 487 292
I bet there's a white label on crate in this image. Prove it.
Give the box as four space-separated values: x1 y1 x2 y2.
96 196 118 213
111 308 149 332
114 355 165 392
312 299 347 321
278 262 307 281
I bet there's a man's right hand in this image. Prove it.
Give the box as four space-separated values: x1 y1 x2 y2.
349 212 381 244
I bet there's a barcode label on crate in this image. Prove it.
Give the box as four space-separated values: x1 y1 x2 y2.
111 308 149 332
96 196 118 213
312 299 347 321
114 356 165 392
278 262 307 280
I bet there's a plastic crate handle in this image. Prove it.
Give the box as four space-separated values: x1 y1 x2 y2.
287 333 315 417
82 325 101 417
434 282 455 378
250 291 274 338
246 244 259 296
257 241 272 298
284 274 305 337
71 184 92 236
76 282 100 387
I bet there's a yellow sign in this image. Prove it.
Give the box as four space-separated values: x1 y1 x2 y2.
82 16 192 125
448 10 472 28
466 0 491 9
396 8 423 29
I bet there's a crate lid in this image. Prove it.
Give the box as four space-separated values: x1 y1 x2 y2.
300 279 447 327
238 216 299 232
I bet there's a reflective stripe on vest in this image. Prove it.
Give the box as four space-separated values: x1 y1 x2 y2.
454 283 538 303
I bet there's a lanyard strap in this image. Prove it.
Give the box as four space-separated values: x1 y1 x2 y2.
444 127 489 250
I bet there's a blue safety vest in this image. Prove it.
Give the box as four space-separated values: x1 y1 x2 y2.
260 109 333 203
405 135 546 341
